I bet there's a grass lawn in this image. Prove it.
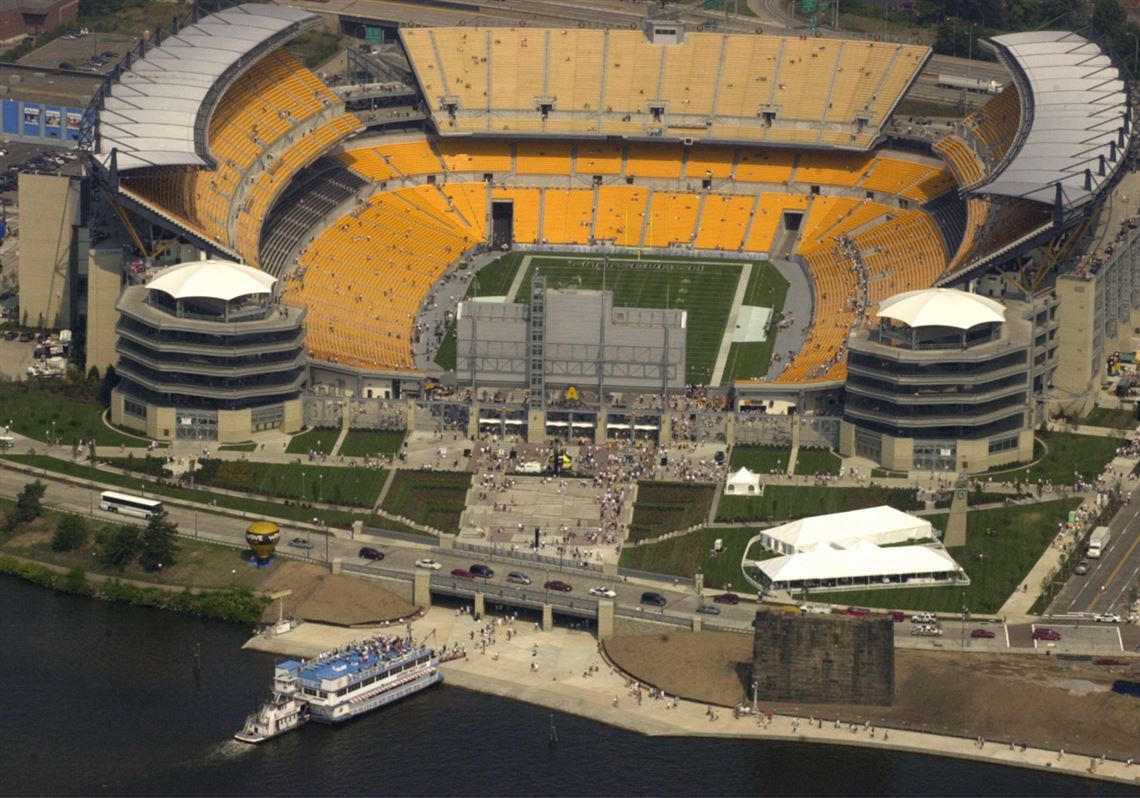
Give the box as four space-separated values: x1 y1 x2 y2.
338 430 406 458
1 454 389 529
1083 406 1136 429
721 262 790 384
0 512 269 591
628 482 716 542
380 470 471 533
794 448 842 476
717 485 920 523
990 432 1121 484
729 445 790 475
468 251 525 298
285 427 339 455
195 460 386 507
0 383 141 447
434 321 458 371
621 526 765 590
816 499 1082 614
517 254 748 384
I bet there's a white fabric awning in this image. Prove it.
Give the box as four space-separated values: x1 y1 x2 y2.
754 543 961 584
876 288 1005 330
147 259 275 301
760 505 931 552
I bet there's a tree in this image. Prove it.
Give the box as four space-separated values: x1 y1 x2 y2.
51 514 88 552
99 524 141 569
139 510 179 572
3 480 47 531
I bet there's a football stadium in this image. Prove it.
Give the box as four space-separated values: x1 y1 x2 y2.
27 2 1132 472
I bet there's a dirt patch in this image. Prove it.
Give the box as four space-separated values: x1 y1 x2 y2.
605 631 1140 760
258 561 418 626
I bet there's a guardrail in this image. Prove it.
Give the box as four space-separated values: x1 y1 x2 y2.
452 540 604 574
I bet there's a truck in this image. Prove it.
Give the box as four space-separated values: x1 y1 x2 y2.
937 74 1004 95
1088 526 1111 559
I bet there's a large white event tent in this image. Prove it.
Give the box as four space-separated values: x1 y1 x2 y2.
741 506 967 594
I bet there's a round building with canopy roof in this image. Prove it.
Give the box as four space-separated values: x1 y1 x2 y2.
839 288 1035 473
110 258 306 442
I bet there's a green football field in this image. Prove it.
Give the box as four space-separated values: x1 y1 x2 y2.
437 252 788 384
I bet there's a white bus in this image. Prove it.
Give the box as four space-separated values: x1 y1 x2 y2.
100 491 164 519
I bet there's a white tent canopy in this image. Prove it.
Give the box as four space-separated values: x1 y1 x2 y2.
147 259 275 301
876 288 1006 331
725 467 761 495
757 505 932 555
740 506 964 593
753 542 962 586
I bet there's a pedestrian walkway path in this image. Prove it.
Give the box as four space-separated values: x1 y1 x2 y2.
248 610 1138 787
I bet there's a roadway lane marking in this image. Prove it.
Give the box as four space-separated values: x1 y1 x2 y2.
1107 563 1140 610
1003 623 1010 649
1116 626 1124 652
1088 521 1140 611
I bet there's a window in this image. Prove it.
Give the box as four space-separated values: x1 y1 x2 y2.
124 397 146 419
988 435 1019 455
252 404 284 432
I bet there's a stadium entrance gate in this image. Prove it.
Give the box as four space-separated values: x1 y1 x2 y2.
492 201 514 249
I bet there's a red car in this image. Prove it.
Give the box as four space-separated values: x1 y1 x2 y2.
544 580 572 592
843 606 872 617
712 592 740 605
888 611 906 622
1032 628 1062 641
451 568 475 580
970 628 996 639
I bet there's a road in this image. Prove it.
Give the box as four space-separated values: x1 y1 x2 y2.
1049 486 1140 617
5 463 1138 651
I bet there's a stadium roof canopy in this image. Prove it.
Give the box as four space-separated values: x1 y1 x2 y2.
147 259 275 301
94 3 319 172
975 31 1131 210
876 288 1006 330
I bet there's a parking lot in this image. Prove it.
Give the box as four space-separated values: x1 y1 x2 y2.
17 31 136 75
0 334 37 380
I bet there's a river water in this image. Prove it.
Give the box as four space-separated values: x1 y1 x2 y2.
0 575 1128 797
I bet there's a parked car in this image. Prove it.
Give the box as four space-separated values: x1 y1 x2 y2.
287 537 314 550
640 591 667 607
544 579 572 592
1032 628 1062 641
970 628 996 639
507 571 532 585
469 563 494 578
414 558 442 570
911 612 937 624
712 592 740 605
799 603 830 614
911 624 943 637
589 586 616 598
696 604 721 615
843 606 872 617
358 547 384 561
1074 560 1090 575
887 610 906 622
451 568 475 580
1093 612 1122 623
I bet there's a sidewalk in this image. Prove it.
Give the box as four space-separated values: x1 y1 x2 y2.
248 610 1139 786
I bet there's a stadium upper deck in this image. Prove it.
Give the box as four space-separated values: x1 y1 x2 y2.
400 26 930 149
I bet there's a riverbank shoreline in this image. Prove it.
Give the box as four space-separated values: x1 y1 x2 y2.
245 609 1138 787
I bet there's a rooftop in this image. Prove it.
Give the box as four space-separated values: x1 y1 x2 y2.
146 259 275 302
975 31 1130 209
876 288 1006 330
94 3 320 171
